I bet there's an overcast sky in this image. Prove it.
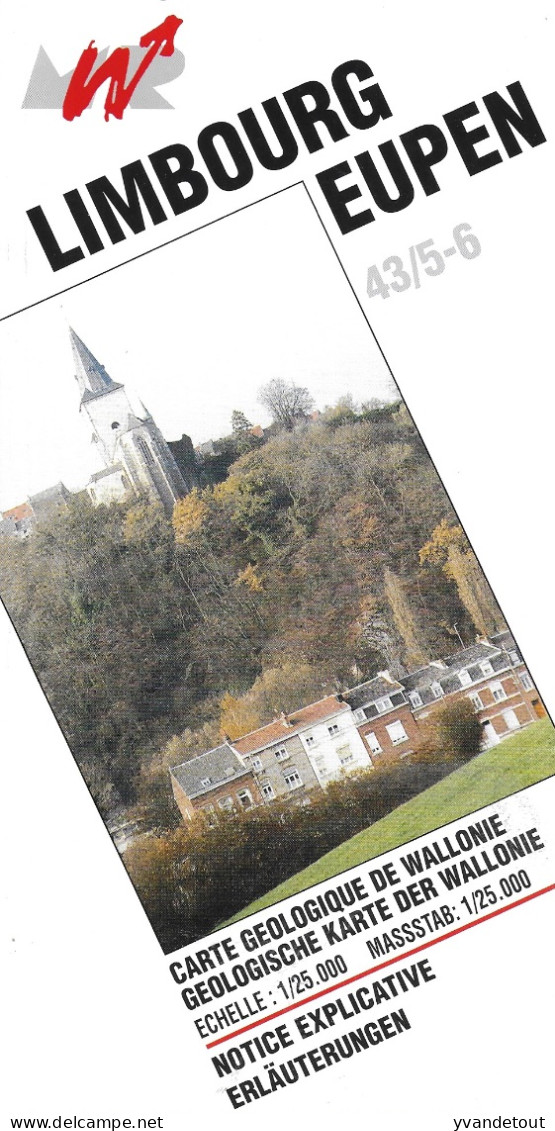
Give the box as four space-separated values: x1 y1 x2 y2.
0 186 398 511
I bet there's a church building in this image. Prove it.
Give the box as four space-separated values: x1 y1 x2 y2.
71 328 193 514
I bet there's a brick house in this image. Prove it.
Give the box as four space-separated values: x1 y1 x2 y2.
232 719 321 805
343 673 421 763
403 638 541 747
169 637 545 823
489 631 546 723
169 697 373 820
170 742 263 821
233 695 373 800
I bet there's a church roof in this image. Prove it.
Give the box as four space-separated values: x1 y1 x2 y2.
70 329 123 403
89 463 125 483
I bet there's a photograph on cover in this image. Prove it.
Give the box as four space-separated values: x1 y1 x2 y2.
0 184 552 954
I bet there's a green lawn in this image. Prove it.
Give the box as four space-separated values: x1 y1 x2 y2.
224 718 555 924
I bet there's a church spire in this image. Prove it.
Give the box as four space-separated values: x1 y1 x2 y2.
69 328 122 402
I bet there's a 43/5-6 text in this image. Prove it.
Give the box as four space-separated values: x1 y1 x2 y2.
366 222 481 299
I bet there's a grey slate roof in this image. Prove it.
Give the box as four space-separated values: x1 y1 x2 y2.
442 642 498 670
70 328 123 402
344 675 404 711
489 630 517 652
402 663 448 692
89 463 125 483
170 743 250 799
403 641 512 701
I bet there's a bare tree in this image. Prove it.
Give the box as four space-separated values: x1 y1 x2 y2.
258 378 314 431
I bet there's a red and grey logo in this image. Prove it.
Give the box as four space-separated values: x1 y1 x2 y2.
22 15 184 119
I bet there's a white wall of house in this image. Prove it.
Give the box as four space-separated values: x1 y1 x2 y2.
298 709 372 785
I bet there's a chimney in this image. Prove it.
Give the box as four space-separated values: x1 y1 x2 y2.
377 669 394 683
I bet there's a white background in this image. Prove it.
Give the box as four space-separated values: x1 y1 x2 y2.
1 1 554 1129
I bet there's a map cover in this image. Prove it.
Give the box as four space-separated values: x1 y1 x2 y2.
1 2 554 1128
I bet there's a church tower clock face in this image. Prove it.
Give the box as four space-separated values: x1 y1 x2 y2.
69 328 189 513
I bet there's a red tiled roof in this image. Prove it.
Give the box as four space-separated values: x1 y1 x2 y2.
2 502 33 521
233 696 348 755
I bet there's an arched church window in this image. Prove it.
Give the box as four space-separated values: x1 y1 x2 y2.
135 437 156 467
111 421 120 430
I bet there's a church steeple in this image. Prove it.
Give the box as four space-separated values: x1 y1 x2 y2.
70 328 122 403
69 328 191 513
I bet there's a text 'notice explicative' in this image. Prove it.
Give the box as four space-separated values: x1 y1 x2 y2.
166 804 553 1108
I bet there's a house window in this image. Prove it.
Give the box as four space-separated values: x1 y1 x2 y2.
252 756 263 771
386 720 409 746
337 745 355 765
520 672 533 691
480 661 494 677
261 782 275 800
304 735 315 747
502 709 520 731
200 777 211 787
237 788 254 809
328 724 340 736
284 769 302 791
275 746 289 761
218 796 234 811
353 708 366 724
431 682 443 699
375 696 393 713
490 681 507 702
469 692 483 711
408 691 423 708
459 670 472 687
366 732 382 755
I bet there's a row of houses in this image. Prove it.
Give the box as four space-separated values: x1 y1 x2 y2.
169 631 546 822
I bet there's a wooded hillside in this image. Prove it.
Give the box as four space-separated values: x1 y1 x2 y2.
0 399 504 824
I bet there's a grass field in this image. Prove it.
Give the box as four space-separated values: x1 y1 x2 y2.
224 717 555 924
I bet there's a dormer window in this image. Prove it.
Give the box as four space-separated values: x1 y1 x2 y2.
431 682 443 699
200 777 211 787
459 670 472 687
480 661 494 677
375 696 393 713
408 691 423 708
